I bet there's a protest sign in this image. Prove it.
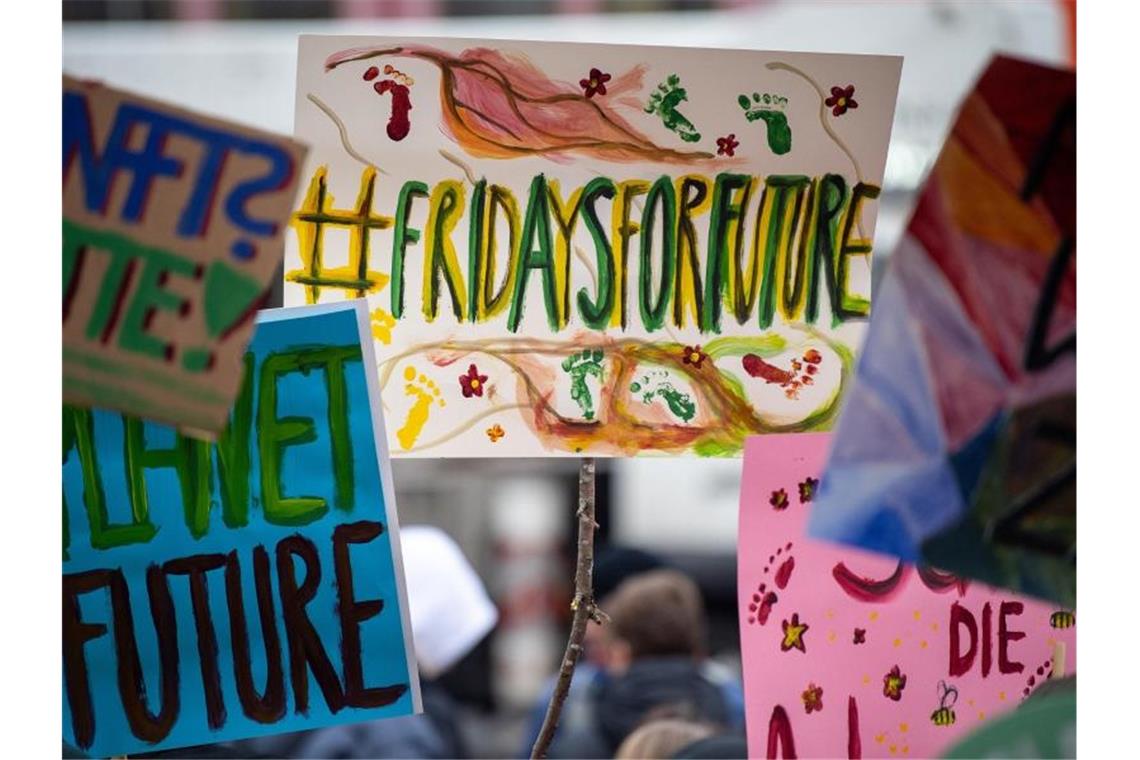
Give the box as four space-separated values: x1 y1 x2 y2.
737 433 1075 759
285 36 901 456
62 301 419 757
806 57 1075 605
63 76 307 436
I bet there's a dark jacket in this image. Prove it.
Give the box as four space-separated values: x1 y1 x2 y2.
549 657 733 759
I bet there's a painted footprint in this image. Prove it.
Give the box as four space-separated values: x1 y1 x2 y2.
747 542 796 627
561 349 604 421
742 347 824 400
738 92 792 155
630 369 697 423
396 366 445 450
645 75 701 143
370 307 396 345
363 64 414 141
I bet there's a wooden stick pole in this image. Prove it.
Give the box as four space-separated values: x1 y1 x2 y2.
530 457 602 759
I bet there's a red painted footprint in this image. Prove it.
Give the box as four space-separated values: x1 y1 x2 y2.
748 542 796 626
363 65 413 141
1021 657 1055 700
742 348 826 400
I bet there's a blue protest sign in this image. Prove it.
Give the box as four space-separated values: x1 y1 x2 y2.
62 301 420 756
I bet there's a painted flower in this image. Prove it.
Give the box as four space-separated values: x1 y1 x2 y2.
486 423 505 443
770 488 790 511
883 665 907 701
853 628 866 645
579 67 612 98
682 344 708 368
716 133 739 157
825 85 858 117
802 683 824 714
798 476 819 503
803 348 823 364
459 363 488 398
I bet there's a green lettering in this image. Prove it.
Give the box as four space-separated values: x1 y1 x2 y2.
124 416 211 538
835 182 880 321
508 174 560 332
71 407 157 550
576 178 616 330
118 248 197 360
702 173 753 333
213 352 256 529
391 179 428 318
638 176 677 331
805 174 849 325
755 175 809 328
257 346 362 526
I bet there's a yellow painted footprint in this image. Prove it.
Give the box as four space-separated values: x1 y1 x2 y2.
397 366 445 450
370 307 397 345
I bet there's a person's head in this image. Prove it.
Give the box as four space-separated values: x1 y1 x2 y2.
614 719 714 760
400 525 498 679
600 569 708 673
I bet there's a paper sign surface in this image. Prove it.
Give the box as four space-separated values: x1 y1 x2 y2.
62 301 419 757
63 76 307 435
286 36 901 457
737 433 1075 759
806 56 1075 605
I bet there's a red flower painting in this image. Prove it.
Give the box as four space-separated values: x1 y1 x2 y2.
802 682 824 714
825 85 858 116
460 364 488 398
716 133 739 157
798 476 819 503
883 665 907 701
579 67 612 98
682 345 708 368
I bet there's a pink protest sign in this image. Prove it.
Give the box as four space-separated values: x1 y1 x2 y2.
737 433 1076 758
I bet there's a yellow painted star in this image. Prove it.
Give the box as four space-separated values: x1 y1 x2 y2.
781 613 810 653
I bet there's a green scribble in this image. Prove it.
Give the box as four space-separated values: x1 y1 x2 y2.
738 92 792 155
631 370 696 422
704 334 787 360
562 349 604 420
645 75 701 143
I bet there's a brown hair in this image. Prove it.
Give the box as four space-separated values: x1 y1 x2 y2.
603 569 707 659
615 719 714 760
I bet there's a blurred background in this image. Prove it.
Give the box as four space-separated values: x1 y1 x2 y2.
63 1 1073 756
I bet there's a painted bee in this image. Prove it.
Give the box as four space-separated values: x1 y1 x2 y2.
1050 610 1075 629
930 680 958 727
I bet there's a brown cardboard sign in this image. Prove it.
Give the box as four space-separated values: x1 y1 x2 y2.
63 76 307 436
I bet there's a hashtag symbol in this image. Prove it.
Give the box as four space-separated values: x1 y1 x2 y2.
287 166 392 304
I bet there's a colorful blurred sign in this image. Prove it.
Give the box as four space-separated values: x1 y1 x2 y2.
62 302 419 757
286 36 901 457
63 76 307 436
806 56 1075 605
737 433 1075 759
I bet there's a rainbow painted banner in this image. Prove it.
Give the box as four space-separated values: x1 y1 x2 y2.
285 37 901 457
807 57 1075 606
62 302 419 757
63 76 307 436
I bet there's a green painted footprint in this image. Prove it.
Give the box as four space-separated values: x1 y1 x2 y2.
561 349 604 421
738 92 792 155
645 74 701 143
630 369 696 423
